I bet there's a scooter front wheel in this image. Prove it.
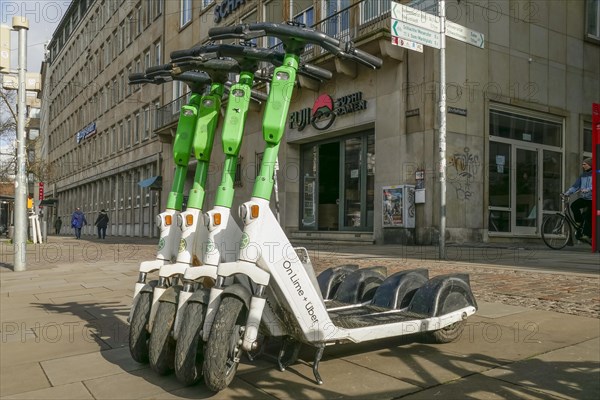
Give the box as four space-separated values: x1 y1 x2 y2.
149 300 177 375
425 320 465 343
174 301 206 385
203 296 247 392
129 292 152 363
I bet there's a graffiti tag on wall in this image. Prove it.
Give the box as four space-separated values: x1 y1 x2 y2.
448 147 480 200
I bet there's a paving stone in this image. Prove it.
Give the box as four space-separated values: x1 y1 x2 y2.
83 368 185 400
239 357 420 399
483 338 600 400
0 362 50 397
140 378 274 399
400 373 563 399
41 347 147 386
2 382 94 399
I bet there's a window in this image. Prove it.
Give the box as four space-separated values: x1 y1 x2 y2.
144 48 151 68
587 0 600 40
583 122 593 155
202 0 212 9
125 118 131 147
143 106 150 139
134 112 141 143
322 0 350 39
154 40 162 66
155 0 163 16
180 0 192 27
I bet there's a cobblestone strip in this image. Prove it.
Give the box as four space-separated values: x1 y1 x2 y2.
313 256 600 319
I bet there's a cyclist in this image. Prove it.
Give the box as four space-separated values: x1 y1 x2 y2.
564 157 593 239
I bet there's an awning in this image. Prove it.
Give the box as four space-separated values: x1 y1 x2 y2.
40 198 59 205
138 175 162 189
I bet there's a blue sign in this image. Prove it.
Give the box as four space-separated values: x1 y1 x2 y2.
76 122 97 144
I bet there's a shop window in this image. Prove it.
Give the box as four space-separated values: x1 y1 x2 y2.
583 122 593 156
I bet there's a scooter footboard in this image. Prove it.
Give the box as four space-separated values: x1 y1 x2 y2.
407 274 477 317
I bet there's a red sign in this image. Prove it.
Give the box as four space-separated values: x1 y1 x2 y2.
38 182 44 201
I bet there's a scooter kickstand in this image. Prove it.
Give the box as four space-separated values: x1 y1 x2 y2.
312 345 325 385
277 336 301 372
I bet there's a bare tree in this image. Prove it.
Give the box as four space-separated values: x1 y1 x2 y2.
0 87 17 182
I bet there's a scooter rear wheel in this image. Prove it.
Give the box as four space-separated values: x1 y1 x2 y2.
149 300 177 375
203 296 247 392
174 301 205 385
425 320 465 343
129 292 152 363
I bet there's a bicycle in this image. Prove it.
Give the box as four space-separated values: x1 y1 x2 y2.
541 194 591 250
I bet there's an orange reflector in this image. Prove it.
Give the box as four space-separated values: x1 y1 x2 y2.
250 205 259 219
185 214 194 226
164 215 172 226
213 213 222 226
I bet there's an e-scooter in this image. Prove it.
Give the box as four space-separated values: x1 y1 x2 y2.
169 43 333 385
200 23 478 391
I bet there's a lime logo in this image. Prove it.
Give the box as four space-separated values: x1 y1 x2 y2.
206 241 215 253
179 239 187 253
240 232 250 249
158 238 165 251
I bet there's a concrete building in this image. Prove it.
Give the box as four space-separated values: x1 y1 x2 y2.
42 0 599 244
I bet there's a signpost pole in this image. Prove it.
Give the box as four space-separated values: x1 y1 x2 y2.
438 0 447 260
13 17 29 272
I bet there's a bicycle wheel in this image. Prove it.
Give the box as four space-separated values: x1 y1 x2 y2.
541 214 571 250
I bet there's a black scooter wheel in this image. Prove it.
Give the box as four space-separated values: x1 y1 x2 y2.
129 291 152 363
174 301 205 385
425 320 465 343
149 300 177 375
203 296 247 392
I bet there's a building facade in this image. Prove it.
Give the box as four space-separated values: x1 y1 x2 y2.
42 0 599 244
43 0 166 237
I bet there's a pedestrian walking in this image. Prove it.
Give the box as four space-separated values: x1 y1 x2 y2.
71 208 87 239
54 216 62 235
95 209 109 239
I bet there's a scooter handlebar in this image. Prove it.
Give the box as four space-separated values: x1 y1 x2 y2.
299 63 333 81
208 22 382 69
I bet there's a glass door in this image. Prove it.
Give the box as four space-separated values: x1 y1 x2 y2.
514 147 538 234
300 132 374 232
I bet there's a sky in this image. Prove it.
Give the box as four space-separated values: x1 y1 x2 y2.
1 0 72 73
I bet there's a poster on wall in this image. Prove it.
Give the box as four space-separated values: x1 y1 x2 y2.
383 185 404 227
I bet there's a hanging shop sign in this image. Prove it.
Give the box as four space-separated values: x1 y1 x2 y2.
75 121 97 144
289 92 367 131
214 0 248 23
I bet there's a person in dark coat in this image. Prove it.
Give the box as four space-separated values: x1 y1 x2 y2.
94 209 109 239
54 217 62 234
564 158 593 239
71 208 87 239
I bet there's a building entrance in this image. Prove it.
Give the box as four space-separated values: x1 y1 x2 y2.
300 132 374 232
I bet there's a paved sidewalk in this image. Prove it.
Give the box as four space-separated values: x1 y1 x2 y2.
1 236 599 399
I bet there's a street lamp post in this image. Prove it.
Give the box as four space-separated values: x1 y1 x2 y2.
12 16 29 272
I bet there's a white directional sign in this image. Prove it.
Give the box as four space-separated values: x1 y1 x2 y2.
392 19 441 49
446 20 485 48
391 36 424 53
392 1 440 32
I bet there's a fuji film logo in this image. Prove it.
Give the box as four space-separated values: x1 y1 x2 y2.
289 92 367 132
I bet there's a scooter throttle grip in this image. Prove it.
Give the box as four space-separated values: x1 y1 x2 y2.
170 48 197 60
300 63 333 81
128 72 146 83
146 63 173 74
351 48 383 69
175 71 211 85
209 25 245 40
